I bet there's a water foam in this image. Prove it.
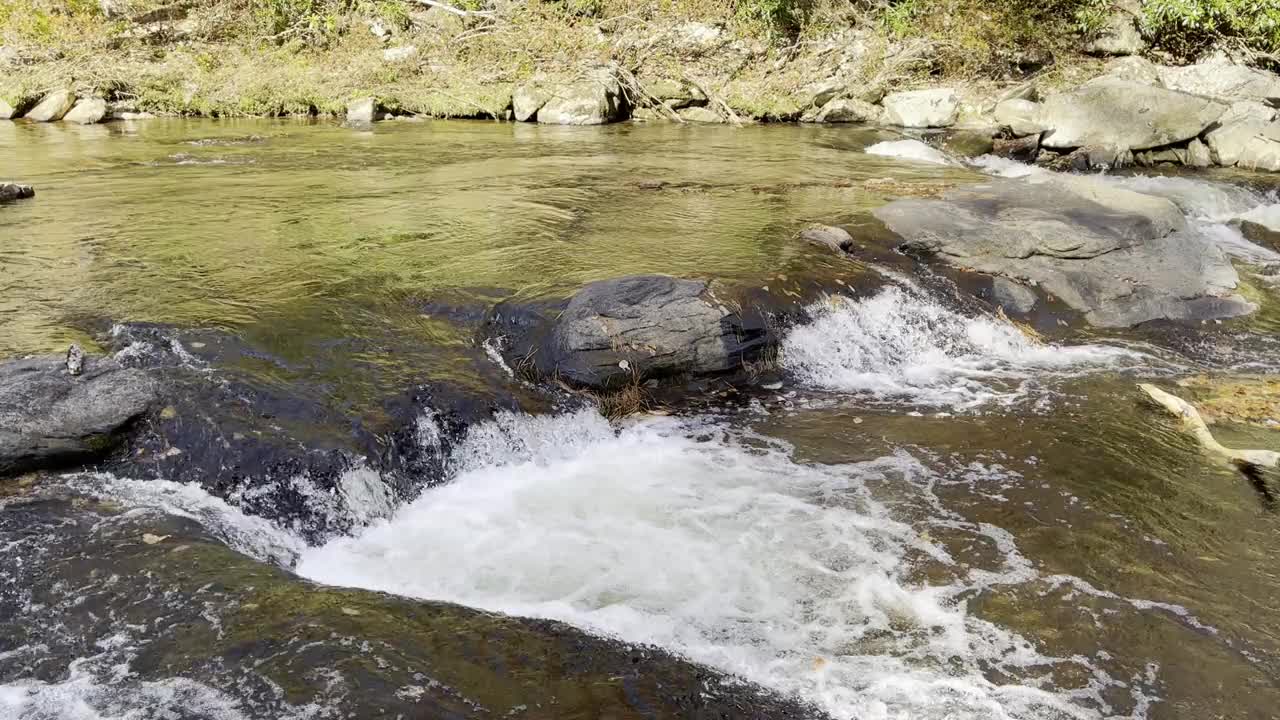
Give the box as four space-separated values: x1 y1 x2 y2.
293 409 1130 720
781 286 1140 408
865 140 956 166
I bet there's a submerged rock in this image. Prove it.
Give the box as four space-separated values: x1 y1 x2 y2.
881 88 959 128
872 175 1251 327
0 183 34 201
63 97 107 124
0 355 159 475
23 89 75 122
548 275 769 389
1039 78 1226 152
799 224 855 253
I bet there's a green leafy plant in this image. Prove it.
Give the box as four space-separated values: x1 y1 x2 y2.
1143 0 1280 60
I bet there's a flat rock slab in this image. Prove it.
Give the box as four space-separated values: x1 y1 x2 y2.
549 275 768 389
1040 78 1226 151
872 176 1250 327
1 356 159 475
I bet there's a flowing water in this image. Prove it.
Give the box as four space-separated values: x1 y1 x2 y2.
3 118 1280 719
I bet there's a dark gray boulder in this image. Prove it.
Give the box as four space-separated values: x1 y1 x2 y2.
0 183 34 202
872 175 1251 327
547 275 770 389
1 355 159 475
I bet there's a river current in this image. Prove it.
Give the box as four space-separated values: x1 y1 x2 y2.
2 118 1279 719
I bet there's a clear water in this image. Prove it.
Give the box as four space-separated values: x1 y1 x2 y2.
3 118 1280 719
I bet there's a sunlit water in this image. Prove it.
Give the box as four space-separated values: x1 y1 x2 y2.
3 119 1280 719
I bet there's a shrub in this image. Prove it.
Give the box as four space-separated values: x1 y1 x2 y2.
1143 0 1280 61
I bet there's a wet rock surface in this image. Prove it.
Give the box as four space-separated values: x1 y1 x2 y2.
872 175 1251 327
0 496 826 720
496 275 773 390
0 355 159 476
0 183 34 201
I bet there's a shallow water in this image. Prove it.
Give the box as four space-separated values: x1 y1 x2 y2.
3 118 1280 719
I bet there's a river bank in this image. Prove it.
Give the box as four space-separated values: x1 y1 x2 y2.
4 79 1280 716
4 1 1280 174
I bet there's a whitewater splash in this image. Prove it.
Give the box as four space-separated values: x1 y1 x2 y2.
284 408 1152 720
781 286 1142 408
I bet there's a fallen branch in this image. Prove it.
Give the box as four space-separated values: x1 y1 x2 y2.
407 0 495 17
1139 383 1280 469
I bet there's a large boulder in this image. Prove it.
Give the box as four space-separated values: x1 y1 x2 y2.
1158 58 1280 105
881 88 959 128
545 275 770 389
346 97 376 125
872 175 1250 327
801 97 880 124
994 98 1046 137
23 89 76 122
1 355 159 475
1237 123 1280 172
1083 0 1144 56
1039 78 1226 151
0 98 15 120
535 67 627 126
0 183 34 201
63 97 106 125
1206 101 1277 166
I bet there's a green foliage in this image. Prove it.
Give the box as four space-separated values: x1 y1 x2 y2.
1143 0 1280 59
734 0 810 37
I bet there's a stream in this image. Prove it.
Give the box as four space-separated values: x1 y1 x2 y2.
2 118 1280 719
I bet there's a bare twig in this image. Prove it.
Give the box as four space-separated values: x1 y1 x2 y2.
407 0 495 17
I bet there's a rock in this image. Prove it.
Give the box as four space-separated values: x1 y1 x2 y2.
799 79 842 109
412 6 465 36
1084 0 1144 56
1 355 159 475
546 275 770 389
993 134 1041 163
66 344 85 376
630 107 663 122
994 99 1045 137
512 82 550 122
536 67 626 126
1159 59 1280 105
1237 125 1280 172
801 97 879 124
678 106 722 123
872 174 1249 327
1039 78 1226 151
990 277 1039 314
382 45 418 62
881 88 959 128
799 225 854 253
0 183 34 201
23 90 76 122
0 98 14 120
1205 101 1277 166
63 97 107 125
1105 56 1163 86
996 81 1038 103
1237 220 1280 252
941 129 995 158
1186 138 1212 168
346 97 376 125
674 22 724 54
645 78 705 109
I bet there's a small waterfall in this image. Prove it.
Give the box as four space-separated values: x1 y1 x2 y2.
781 286 1142 408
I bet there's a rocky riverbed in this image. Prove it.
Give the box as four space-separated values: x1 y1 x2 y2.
3 116 1280 718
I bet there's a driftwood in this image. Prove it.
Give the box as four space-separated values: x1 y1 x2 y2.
1139 383 1279 469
